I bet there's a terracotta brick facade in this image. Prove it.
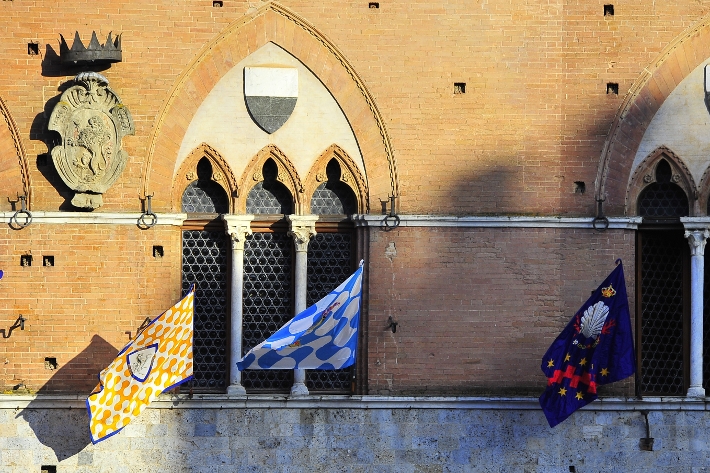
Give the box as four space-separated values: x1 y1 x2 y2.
0 0 705 397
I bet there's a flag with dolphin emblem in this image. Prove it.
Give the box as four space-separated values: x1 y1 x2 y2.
86 287 194 443
238 261 363 371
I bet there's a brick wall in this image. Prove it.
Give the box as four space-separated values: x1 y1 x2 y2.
366 226 635 395
0 0 708 215
0 224 181 393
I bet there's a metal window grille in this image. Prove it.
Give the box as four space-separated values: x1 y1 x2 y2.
639 232 687 395
638 161 688 218
306 232 354 392
181 230 229 392
181 158 230 214
182 180 229 213
311 182 357 215
242 232 294 391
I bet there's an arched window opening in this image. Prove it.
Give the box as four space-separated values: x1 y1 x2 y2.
181 158 230 214
310 159 357 215
180 157 231 393
637 159 691 396
637 160 689 218
246 159 293 214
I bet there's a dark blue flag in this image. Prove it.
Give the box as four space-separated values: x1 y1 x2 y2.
539 259 635 427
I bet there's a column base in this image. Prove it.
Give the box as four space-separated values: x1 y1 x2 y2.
290 382 309 397
687 386 705 398
226 384 247 396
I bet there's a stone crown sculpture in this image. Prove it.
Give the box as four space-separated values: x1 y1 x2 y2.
48 72 135 209
60 32 122 65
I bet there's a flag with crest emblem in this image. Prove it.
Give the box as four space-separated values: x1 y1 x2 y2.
539 260 635 427
86 287 194 443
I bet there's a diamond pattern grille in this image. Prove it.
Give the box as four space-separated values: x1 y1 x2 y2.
181 180 229 213
182 230 229 392
639 232 686 395
246 181 293 214
311 182 357 215
242 232 294 391
306 232 354 392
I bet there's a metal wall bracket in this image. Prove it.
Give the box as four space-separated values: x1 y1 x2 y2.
138 194 157 229
8 194 32 229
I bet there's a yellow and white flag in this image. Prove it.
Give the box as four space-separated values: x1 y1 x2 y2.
87 287 194 443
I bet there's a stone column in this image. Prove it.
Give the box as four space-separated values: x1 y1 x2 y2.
287 214 318 397
222 214 254 396
685 228 709 398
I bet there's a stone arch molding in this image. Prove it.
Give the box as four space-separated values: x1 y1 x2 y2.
142 1 397 213
597 13 710 215
173 143 238 212
0 95 31 211
626 146 697 216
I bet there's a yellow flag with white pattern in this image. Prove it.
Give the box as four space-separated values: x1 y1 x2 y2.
87 287 194 443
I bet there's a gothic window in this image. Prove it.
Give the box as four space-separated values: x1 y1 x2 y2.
310 159 357 215
246 159 293 214
637 159 690 395
182 158 229 214
180 159 231 392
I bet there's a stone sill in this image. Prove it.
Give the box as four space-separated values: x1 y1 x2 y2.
1 394 708 410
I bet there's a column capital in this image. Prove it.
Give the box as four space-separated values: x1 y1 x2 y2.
222 214 254 251
287 215 318 252
685 229 710 257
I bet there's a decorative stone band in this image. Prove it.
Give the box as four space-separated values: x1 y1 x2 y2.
2 394 709 411
0 212 188 226
0 213 646 229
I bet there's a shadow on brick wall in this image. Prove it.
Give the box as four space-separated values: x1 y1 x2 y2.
17 335 118 460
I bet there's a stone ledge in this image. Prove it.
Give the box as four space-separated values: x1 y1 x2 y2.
1 394 706 410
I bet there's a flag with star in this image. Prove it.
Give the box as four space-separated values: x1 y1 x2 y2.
539 259 635 427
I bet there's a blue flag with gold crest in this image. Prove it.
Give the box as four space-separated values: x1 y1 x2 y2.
539 259 635 427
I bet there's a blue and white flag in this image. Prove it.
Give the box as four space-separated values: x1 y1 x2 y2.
237 261 363 370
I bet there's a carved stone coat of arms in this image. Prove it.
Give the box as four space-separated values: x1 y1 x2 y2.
48 72 135 209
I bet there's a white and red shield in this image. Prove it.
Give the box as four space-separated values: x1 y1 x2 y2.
244 66 298 133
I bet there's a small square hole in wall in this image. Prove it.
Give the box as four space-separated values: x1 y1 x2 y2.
44 357 58 370
454 82 466 94
41 467 57 473
28 42 39 55
606 83 619 95
574 181 585 194
43 256 54 267
369 2 380 8
153 246 164 258
604 4 614 16
20 255 32 267
213 1 223 6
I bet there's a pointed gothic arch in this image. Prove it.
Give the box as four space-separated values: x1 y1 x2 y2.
174 143 237 213
597 13 710 215
626 146 697 216
143 2 396 212
303 144 368 214
0 95 31 210
237 145 303 214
